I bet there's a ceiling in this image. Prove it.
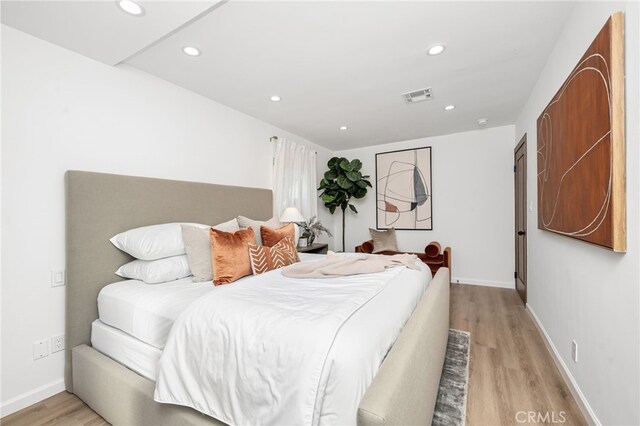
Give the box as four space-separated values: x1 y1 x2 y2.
1 1 223 65
2 1 575 150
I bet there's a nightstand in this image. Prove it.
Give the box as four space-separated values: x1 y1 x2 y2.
297 243 329 254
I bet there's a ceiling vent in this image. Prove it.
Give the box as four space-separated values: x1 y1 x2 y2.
402 88 433 104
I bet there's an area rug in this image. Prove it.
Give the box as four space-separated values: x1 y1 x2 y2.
432 329 470 426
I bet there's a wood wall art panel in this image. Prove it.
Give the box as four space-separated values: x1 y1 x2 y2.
537 12 626 252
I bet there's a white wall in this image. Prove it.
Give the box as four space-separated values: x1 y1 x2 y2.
334 125 516 287
0 6 4 411
515 2 639 424
0 26 334 415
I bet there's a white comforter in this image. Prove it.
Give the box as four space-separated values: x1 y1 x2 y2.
154 257 429 425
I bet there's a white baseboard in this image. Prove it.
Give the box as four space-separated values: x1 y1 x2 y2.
526 304 600 426
451 277 514 289
0 378 65 418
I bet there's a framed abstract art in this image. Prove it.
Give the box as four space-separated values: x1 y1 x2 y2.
537 13 626 252
375 147 432 230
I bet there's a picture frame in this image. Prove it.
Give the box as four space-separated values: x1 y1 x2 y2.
375 146 433 230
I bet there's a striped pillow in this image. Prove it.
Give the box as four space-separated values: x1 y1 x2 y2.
248 237 300 275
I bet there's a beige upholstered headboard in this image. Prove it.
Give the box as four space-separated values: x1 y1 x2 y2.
64 171 272 391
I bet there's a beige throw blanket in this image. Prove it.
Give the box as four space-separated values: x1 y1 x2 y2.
283 251 421 278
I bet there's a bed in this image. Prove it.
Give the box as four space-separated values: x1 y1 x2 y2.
65 170 450 425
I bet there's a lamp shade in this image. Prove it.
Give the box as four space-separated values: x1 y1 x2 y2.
280 207 305 223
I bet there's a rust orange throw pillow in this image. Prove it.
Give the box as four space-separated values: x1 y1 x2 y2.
210 227 255 285
248 237 300 275
260 223 296 247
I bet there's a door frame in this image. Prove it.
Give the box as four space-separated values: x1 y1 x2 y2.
514 134 527 304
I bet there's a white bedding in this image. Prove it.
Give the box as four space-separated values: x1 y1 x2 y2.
97 276 213 349
97 254 321 349
91 319 161 381
154 257 431 425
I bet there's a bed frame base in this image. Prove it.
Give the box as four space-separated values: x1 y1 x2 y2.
358 267 450 425
73 344 223 426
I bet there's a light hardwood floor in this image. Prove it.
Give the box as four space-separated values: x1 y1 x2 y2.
451 284 585 426
2 284 585 426
1 391 107 426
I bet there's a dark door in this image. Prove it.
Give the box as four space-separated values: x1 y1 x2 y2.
514 135 527 304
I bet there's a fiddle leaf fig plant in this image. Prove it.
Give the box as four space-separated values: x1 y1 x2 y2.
318 157 372 251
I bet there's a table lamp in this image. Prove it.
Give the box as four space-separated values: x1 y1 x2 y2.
280 207 306 247
279 207 305 224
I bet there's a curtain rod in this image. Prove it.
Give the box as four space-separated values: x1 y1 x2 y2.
270 136 317 155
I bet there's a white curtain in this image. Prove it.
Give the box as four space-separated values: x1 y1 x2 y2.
273 138 318 221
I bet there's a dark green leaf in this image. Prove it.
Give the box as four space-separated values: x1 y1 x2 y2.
336 175 354 189
354 188 367 199
327 157 340 169
345 171 362 182
349 204 358 214
340 201 348 210
349 159 362 172
329 205 336 214
318 178 329 188
364 179 372 188
339 159 353 171
321 193 336 203
356 180 367 188
324 170 338 181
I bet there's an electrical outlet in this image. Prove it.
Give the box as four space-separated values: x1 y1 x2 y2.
51 269 66 287
51 334 65 353
33 339 50 360
572 340 578 363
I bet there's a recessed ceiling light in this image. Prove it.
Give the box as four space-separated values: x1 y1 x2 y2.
339 126 348 131
477 118 488 126
444 105 456 111
117 0 144 16
182 46 201 57
427 44 446 56
270 95 281 102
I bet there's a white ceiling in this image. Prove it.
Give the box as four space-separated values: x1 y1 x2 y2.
2 1 575 150
1 0 223 65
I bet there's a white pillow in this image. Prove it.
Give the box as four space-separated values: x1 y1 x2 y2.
237 216 300 245
115 255 192 284
211 218 240 233
110 222 208 260
182 218 241 283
